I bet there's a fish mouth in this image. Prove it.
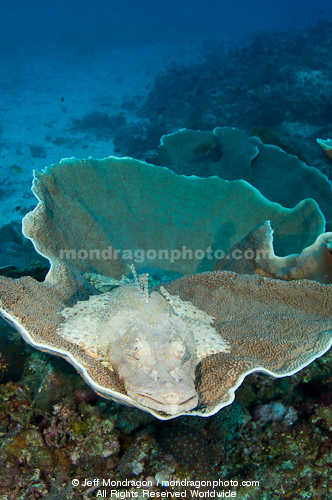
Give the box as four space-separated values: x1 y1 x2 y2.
128 390 199 415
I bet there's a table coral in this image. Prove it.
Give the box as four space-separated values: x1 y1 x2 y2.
157 127 332 221
213 220 332 284
1 157 332 420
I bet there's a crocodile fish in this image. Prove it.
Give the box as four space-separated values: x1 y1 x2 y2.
57 278 229 416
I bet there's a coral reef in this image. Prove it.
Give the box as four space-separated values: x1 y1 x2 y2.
2 28 332 489
1 157 332 419
1 329 332 498
2 252 332 497
154 127 332 220
1 14 332 499
87 21 331 185
72 111 126 139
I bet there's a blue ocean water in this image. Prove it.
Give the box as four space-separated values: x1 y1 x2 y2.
0 0 332 239
1 0 332 50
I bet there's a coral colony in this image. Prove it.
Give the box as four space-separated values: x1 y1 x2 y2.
1 126 332 496
1 152 332 421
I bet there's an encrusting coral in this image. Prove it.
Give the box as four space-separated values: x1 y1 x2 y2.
0 155 332 419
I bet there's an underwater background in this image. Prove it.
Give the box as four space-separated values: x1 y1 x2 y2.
1 0 332 499
1 0 332 226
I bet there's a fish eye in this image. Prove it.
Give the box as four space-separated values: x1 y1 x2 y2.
131 340 152 360
170 341 186 359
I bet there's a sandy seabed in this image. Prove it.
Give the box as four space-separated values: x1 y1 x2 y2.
0 41 194 229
